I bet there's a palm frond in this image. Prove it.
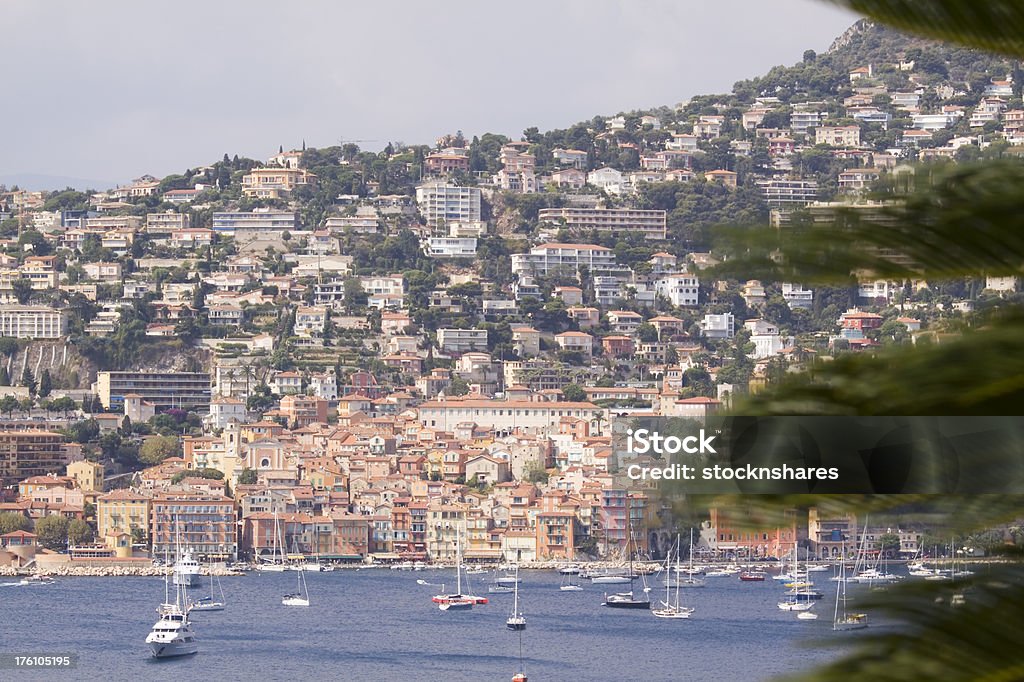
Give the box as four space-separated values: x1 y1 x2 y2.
712 161 1024 285
734 308 1024 416
827 0 1024 59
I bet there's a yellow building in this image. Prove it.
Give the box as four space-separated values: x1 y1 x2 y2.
97 489 151 540
425 502 467 561
67 460 104 493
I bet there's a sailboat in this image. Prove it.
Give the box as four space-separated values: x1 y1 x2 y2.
670 529 705 588
653 535 693 619
282 566 310 607
506 566 526 630
489 558 519 593
259 511 288 572
432 536 488 610
602 526 650 609
147 523 198 657
780 545 820 608
300 523 326 571
833 543 867 631
191 570 226 612
560 570 583 592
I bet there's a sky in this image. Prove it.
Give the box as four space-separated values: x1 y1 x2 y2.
0 0 858 189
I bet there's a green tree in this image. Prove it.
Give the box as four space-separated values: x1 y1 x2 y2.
636 323 659 343
448 376 470 396
561 383 587 402
34 515 70 551
20 366 36 395
0 366 8 386
38 369 52 398
877 532 902 556
238 468 258 485
0 512 31 534
11 278 33 305
67 518 94 546
138 435 182 465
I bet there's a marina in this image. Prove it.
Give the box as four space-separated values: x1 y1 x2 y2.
0 565 889 681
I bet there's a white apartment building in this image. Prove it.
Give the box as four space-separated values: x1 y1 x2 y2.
437 328 489 354
757 179 819 207
211 210 298 235
790 110 823 135
701 313 735 339
416 182 482 226
537 207 667 240
655 273 700 307
359 275 405 297
782 283 814 309
424 237 478 258
294 306 327 337
0 306 68 339
511 243 617 277
912 113 959 131
145 211 191 234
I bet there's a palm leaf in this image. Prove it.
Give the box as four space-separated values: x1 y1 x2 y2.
827 0 1024 59
713 161 1024 285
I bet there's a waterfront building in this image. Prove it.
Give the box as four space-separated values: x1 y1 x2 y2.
150 492 238 561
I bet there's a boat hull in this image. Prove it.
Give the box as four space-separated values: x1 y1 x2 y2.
603 600 650 609
172 573 200 587
282 597 309 607
591 576 634 584
148 640 198 658
652 608 692 619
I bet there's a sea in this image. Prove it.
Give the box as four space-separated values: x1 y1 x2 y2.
0 568 880 682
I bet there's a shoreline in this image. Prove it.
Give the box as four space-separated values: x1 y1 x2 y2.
2 557 1014 578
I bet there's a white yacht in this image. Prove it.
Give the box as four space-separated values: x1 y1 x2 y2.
147 601 198 658
147 563 198 658
173 549 201 587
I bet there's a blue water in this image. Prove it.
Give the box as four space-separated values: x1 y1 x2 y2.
0 569 876 681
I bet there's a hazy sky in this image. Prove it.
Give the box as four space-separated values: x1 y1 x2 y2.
1 0 857 187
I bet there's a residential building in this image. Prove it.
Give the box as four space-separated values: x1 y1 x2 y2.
418 398 604 434
97 489 151 541
704 169 738 188
145 211 191 234
424 237 478 258
655 273 700 307
241 167 315 199
511 243 617 277
415 182 482 226
0 430 67 489
211 210 298 235
95 371 211 411
816 125 861 146
781 283 813 309
67 460 104 493
0 306 68 339
537 207 667 240
757 179 819 207
437 328 489 353
701 313 735 339
150 492 238 560
554 331 593 357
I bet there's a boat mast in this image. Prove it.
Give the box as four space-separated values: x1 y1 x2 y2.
456 536 463 595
